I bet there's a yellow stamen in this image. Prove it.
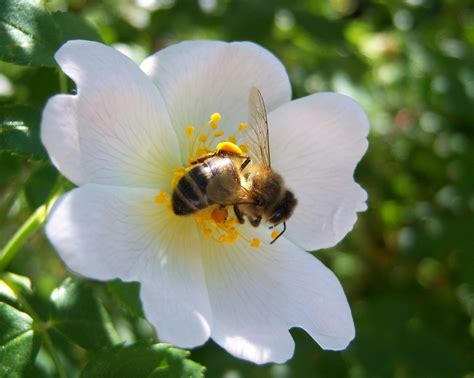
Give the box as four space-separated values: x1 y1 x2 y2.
210 113 221 123
250 238 261 248
171 167 187 188
228 228 239 241
211 207 228 223
155 191 168 205
271 230 281 240
173 111 278 248
239 123 249 131
196 147 208 157
208 113 222 131
185 126 194 137
239 144 249 154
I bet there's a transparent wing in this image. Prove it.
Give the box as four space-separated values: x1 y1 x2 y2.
245 87 272 168
206 171 252 205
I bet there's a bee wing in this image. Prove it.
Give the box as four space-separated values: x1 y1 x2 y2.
206 171 252 205
245 87 272 168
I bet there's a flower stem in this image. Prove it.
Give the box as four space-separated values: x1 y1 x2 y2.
40 326 68 378
0 179 63 272
59 71 68 94
0 205 48 271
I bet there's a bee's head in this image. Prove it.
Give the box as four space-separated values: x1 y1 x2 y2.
267 190 297 225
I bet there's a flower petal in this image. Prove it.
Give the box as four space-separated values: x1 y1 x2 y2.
201 227 354 364
45 184 212 347
141 40 291 163
41 40 181 188
268 93 369 251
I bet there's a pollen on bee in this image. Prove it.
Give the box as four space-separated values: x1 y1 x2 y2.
216 141 243 155
250 238 261 248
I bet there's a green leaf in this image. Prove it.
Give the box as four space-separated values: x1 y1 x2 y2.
80 343 205 378
49 278 117 350
0 104 46 160
0 153 21 184
0 302 40 378
52 12 102 45
107 280 144 318
0 1 102 67
0 273 32 310
0 0 59 66
24 164 58 209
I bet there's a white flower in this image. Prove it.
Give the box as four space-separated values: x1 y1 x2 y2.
41 40 369 364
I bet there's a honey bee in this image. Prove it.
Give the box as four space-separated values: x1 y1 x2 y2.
172 87 297 243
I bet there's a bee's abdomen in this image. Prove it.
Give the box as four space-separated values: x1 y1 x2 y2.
172 165 212 215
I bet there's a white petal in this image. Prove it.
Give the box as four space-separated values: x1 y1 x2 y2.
201 226 354 364
268 93 369 251
46 184 212 347
141 40 291 163
41 40 181 188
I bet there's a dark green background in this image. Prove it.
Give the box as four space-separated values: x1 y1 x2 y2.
1 0 473 377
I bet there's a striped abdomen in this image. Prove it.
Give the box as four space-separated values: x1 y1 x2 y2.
172 164 211 215
172 157 237 215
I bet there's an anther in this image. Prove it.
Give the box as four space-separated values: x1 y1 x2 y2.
250 238 260 248
211 207 228 223
155 191 168 205
271 230 280 240
239 144 249 153
239 123 249 131
210 113 221 123
185 126 194 137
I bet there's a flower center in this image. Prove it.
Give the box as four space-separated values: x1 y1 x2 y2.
155 113 261 248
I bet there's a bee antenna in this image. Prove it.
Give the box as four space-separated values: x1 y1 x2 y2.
270 222 286 244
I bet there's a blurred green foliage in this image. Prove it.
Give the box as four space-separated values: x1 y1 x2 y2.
0 0 473 377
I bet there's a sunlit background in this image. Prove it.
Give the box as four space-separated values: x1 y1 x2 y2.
1 0 473 376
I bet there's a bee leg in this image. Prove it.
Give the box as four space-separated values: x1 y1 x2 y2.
240 156 251 171
249 216 261 227
270 222 286 244
233 205 245 224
